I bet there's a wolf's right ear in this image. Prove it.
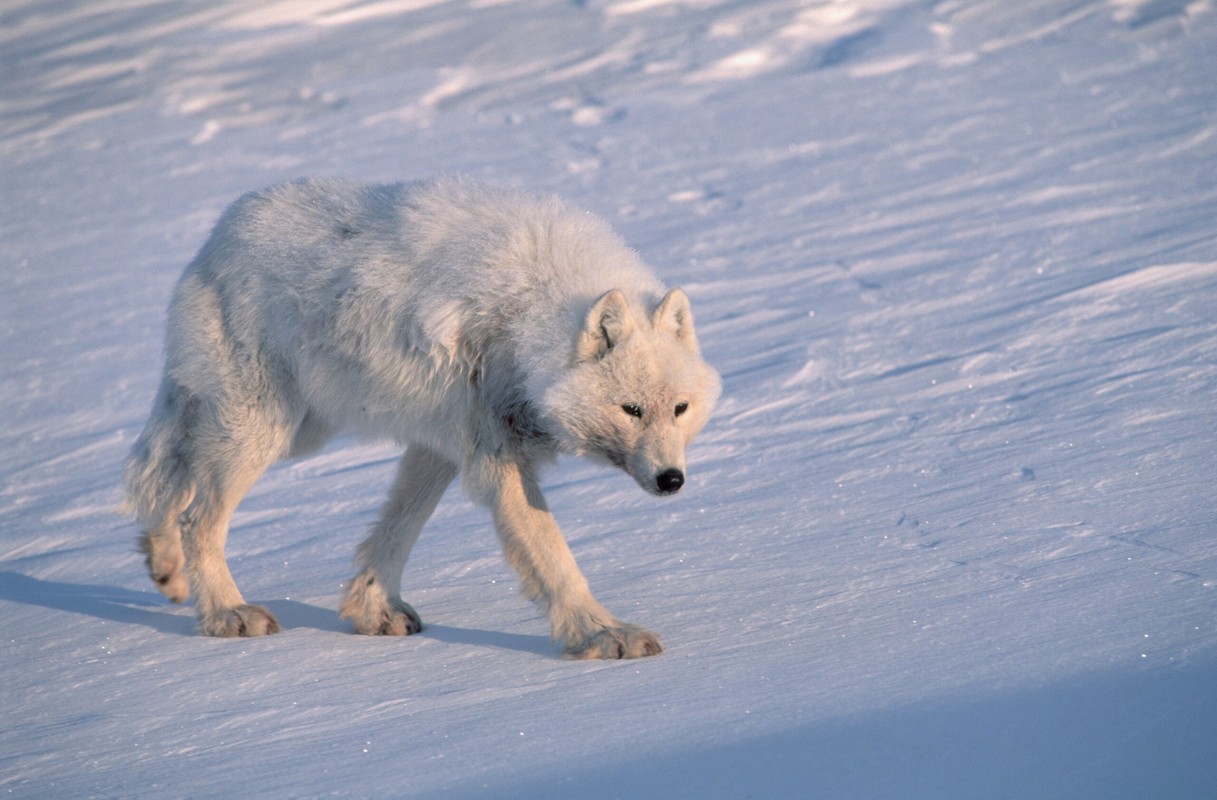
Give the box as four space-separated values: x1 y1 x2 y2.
577 289 634 361
653 288 699 353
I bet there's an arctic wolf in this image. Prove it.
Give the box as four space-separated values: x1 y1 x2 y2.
123 177 720 659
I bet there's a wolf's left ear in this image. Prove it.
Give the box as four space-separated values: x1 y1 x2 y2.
653 288 699 352
577 289 634 361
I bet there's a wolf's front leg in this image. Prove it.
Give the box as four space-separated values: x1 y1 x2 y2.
340 445 458 635
473 457 662 659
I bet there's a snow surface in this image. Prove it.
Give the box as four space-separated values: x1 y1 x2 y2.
3 0 1216 797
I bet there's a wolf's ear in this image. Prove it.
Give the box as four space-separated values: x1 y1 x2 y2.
653 288 699 352
577 289 634 361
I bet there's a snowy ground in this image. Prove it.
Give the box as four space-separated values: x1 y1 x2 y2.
3 0 1216 797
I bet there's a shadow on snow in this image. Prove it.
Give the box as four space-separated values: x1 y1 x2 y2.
1 571 554 655
448 655 1217 800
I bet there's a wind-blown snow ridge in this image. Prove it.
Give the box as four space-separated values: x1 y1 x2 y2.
2 0 1215 797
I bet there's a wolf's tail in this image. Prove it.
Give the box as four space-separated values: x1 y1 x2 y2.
122 377 198 530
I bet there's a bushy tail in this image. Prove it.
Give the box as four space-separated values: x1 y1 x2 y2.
122 378 198 529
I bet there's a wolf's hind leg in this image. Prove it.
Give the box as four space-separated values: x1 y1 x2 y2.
341 445 458 635
179 396 297 637
182 468 281 637
125 380 198 604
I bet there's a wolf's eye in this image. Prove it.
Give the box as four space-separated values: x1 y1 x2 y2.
621 403 643 419
674 402 689 417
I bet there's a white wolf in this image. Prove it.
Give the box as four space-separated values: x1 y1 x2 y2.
123 177 720 659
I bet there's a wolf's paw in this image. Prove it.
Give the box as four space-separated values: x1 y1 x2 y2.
349 598 423 636
564 624 663 660
142 540 189 603
150 563 189 604
339 574 423 636
200 604 280 637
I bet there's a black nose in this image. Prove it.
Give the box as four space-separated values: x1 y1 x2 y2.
656 469 684 494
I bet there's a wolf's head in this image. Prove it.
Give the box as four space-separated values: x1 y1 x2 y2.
544 288 721 496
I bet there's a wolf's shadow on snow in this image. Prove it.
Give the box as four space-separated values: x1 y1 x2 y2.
0 571 553 655
1 571 193 635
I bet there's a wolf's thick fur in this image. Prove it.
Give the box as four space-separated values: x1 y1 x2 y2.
123 177 720 658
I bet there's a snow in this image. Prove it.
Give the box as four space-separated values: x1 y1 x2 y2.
2 0 1215 796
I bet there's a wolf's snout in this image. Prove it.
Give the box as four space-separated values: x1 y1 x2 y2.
656 468 685 495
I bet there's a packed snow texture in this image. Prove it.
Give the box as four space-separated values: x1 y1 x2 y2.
2 0 1215 797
